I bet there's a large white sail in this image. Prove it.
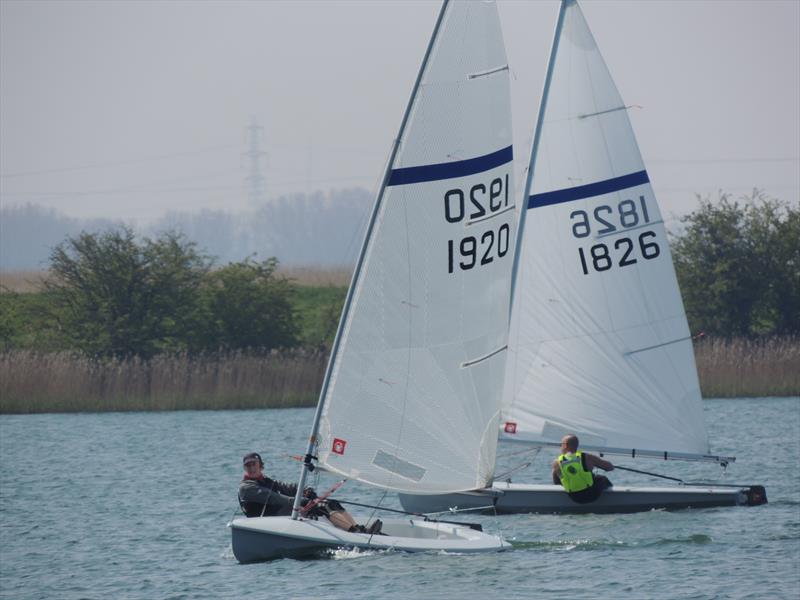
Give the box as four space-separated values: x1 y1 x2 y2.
316 1 515 492
502 0 709 458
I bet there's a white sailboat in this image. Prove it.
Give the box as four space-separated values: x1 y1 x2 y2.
399 0 766 515
230 0 517 561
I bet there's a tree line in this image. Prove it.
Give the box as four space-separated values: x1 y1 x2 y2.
0 188 372 270
1 192 797 361
3 227 301 359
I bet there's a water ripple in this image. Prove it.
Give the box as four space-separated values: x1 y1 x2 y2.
1 399 797 600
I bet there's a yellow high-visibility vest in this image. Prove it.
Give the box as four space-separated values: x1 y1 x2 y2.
557 451 594 493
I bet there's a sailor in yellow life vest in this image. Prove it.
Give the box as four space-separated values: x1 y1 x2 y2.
552 434 614 503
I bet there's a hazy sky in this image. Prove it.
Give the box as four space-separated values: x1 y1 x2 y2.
1 0 798 225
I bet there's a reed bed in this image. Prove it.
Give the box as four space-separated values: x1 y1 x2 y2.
1 266 353 293
0 270 49 293
0 350 327 414
694 336 800 397
2 337 797 414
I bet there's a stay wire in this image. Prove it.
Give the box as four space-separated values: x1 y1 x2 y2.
334 499 484 531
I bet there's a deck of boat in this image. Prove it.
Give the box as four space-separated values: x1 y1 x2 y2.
398 482 767 515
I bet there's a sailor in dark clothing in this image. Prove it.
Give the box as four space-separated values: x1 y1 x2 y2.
238 452 382 534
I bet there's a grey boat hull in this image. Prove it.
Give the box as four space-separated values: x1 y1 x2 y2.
398 482 767 515
229 516 510 563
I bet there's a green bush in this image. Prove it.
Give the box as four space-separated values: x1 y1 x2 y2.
200 257 300 352
45 227 212 358
41 228 304 359
672 192 799 336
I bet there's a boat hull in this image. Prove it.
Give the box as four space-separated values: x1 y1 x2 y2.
229 516 510 563
398 482 767 515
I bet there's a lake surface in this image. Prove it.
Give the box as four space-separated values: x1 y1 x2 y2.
1 397 798 599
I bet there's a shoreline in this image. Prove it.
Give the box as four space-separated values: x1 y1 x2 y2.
2 337 798 414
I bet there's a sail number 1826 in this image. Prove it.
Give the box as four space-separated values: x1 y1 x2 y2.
571 195 662 275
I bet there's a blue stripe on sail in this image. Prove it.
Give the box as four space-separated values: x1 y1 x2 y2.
387 146 513 186
528 170 650 209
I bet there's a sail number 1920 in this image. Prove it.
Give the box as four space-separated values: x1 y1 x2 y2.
447 224 510 273
571 195 661 275
445 174 511 274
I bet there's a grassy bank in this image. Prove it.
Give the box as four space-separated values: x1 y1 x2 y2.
1 337 797 414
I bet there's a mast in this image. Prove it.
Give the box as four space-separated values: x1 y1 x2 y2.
291 0 452 520
508 0 569 311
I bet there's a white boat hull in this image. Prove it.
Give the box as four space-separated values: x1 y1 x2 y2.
229 516 511 563
398 482 767 515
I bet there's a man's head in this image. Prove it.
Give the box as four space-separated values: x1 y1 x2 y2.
560 434 579 453
243 452 264 475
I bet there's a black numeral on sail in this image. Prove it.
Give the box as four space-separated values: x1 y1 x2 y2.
448 223 510 273
593 205 616 235
615 237 636 267
444 174 509 224
570 195 651 238
577 231 661 275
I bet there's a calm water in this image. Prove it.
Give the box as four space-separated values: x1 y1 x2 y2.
1 397 798 599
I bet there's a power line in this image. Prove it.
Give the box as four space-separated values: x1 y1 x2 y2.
0 175 376 200
649 157 799 165
0 143 241 179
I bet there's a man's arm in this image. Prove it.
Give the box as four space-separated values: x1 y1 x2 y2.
551 459 562 485
585 453 614 472
238 479 266 504
270 478 299 497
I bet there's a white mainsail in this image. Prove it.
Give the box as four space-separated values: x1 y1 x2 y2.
502 0 711 459
314 0 516 492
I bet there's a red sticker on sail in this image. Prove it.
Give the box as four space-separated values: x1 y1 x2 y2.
504 422 517 434
332 438 347 455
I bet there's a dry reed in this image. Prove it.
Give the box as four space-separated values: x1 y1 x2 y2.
0 270 50 293
0 349 327 413
1 266 353 293
694 336 800 397
2 337 797 414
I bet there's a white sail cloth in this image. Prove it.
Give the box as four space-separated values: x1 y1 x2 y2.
502 0 709 456
317 1 516 492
